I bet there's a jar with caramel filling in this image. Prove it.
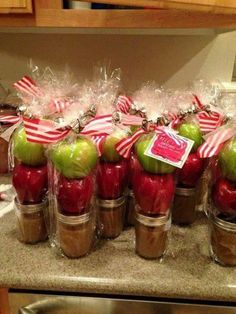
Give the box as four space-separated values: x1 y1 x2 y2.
97 196 126 239
15 198 48 244
57 212 95 258
0 104 17 174
209 213 236 266
196 168 210 212
135 207 171 259
172 187 197 225
125 190 136 226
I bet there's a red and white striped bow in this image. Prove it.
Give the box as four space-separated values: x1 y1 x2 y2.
13 76 72 114
49 99 72 114
0 114 70 144
115 128 146 159
23 117 70 144
198 124 236 158
115 95 133 114
166 113 181 129
13 76 43 98
196 111 222 133
81 115 113 136
193 94 223 133
0 115 21 124
192 94 205 111
91 135 106 156
120 114 145 126
80 115 114 156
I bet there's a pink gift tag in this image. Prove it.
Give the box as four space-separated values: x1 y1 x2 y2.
144 128 194 169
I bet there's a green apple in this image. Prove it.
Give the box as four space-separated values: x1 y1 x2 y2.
178 123 203 152
102 130 128 163
135 136 175 174
219 139 236 181
130 125 140 133
50 137 98 179
13 128 46 166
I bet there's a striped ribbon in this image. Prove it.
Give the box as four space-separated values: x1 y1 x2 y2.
80 115 113 136
116 126 184 159
115 95 133 114
115 128 146 159
196 111 222 133
13 76 72 114
23 117 71 144
49 99 72 114
198 124 236 158
192 94 205 110
13 76 43 98
120 114 144 126
91 135 106 156
0 115 70 144
80 115 116 156
0 115 21 124
0 114 114 145
193 94 223 133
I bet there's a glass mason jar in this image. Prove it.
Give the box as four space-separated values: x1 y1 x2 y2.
0 104 17 174
209 212 236 266
125 189 136 226
15 198 48 244
172 187 197 225
57 211 95 258
195 161 211 212
135 207 171 259
97 196 126 239
208 139 236 266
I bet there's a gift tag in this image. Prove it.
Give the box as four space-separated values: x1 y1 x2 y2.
144 128 194 169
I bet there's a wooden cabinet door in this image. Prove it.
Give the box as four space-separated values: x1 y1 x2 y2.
80 0 236 13
0 0 33 13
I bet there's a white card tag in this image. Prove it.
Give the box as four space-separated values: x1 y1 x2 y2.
144 129 194 169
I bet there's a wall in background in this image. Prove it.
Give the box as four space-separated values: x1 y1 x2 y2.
0 31 235 94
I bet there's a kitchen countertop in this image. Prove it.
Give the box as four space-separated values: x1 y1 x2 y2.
0 203 236 303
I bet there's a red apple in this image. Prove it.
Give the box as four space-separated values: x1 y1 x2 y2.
210 157 222 183
57 174 94 216
129 153 142 189
96 160 128 199
212 177 236 216
12 164 48 204
177 152 204 187
133 170 175 215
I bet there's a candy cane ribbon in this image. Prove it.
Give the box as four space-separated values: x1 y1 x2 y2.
120 114 145 126
192 94 205 110
115 95 133 114
198 124 236 158
81 115 113 136
13 76 43 98
80 115 114 155
0 115 21 124
115 128 147 158
197 111 222 133
23 117 70 144
0 114 71 144
193 94 223 133
91 135 106 157
13 76 72 114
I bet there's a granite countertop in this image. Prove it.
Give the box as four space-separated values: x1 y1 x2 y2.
0 199 236 302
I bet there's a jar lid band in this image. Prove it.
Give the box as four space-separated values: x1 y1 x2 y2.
14 197 48 214
136 211 171 227
175 187 196 196
57 212 91 225
210 212 236 232
97 196 125 208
